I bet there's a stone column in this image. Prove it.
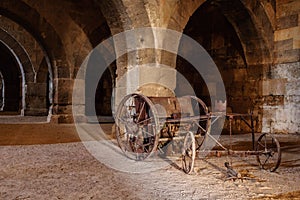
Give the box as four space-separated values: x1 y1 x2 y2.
51 78 74 123
113 28 178 109
50 60 74 123
24 82 48 116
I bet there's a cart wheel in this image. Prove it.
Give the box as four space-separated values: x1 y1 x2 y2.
181 96 210 150
115 93 160 160
256 133 281 172
182 131 196 174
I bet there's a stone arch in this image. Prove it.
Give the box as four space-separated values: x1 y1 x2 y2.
0 0 111 121
0 28 37 115
167 0 273 66
0 1 66 71
96 0 155 74
64 0 117 119
0 28 35 83
215 0 274 65
67 0 112 47
82 0 155 120
0 1 64 117
171 0 275 133
96 0 132 76
0 40 23 114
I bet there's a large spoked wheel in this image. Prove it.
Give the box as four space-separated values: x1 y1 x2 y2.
182 131 196 174
115 93 160 160
256 133 281 172
181 96 210 150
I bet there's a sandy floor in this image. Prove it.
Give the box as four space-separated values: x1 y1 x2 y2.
0 121 300 199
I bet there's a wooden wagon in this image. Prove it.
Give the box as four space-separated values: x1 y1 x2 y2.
114 93 281 174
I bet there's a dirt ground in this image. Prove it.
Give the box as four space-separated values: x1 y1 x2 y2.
0 119 300 199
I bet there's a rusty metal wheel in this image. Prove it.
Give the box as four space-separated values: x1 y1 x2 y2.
256 133 281 172
182 131 196 174
181 96 210 150
115 93 160 160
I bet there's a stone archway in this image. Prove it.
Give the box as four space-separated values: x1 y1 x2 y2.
0 0 97 122
84 0 157 120
0 28 35 83
167 0 274 63
0 27 35 115
0 41 23 114
0 20 53 116
170 0 274 133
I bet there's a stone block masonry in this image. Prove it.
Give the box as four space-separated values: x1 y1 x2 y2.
262 62 300 134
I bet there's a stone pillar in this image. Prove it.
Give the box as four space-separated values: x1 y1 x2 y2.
114 64 177 110
113 28 179 110
50 60 74 123
72 76 86 123
24 82 48 116
51 78 74 123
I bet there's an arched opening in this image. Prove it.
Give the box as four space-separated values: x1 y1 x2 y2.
85 59 116 122
95 67 113 117
35 57 53 116
81 14 115 122
177 1 263 133
0 41 22 114
0 15 54 118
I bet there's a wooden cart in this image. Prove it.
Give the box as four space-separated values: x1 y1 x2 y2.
114 93 281 174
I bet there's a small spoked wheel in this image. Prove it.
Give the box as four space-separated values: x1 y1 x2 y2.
115 93 159 160
182 131 196 174
256 133 281 172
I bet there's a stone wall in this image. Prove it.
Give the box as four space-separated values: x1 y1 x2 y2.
259 0 300 133
0 0 298 134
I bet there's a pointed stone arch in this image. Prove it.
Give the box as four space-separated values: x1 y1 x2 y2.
167 0 274 67
0 28 35 83
169 0 275 133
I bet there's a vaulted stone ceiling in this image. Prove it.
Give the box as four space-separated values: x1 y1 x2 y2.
0 0 298 134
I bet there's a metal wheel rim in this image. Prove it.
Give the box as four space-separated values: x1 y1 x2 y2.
115 93 160 160
256 133 281 172
182 131 196 174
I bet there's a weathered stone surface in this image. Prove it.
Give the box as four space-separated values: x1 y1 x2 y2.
51 114 74 124
260 62 300 134
276 0 300 18
274 26 300 42
24 108 48 116
274 39 293 51
52 105 72 115
53 79 74 105
262 79 287 96
233 69 247 82
263 95 285 106
276 14 298 30
26 82 47 97
274 49 300 63
272 62 300 80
